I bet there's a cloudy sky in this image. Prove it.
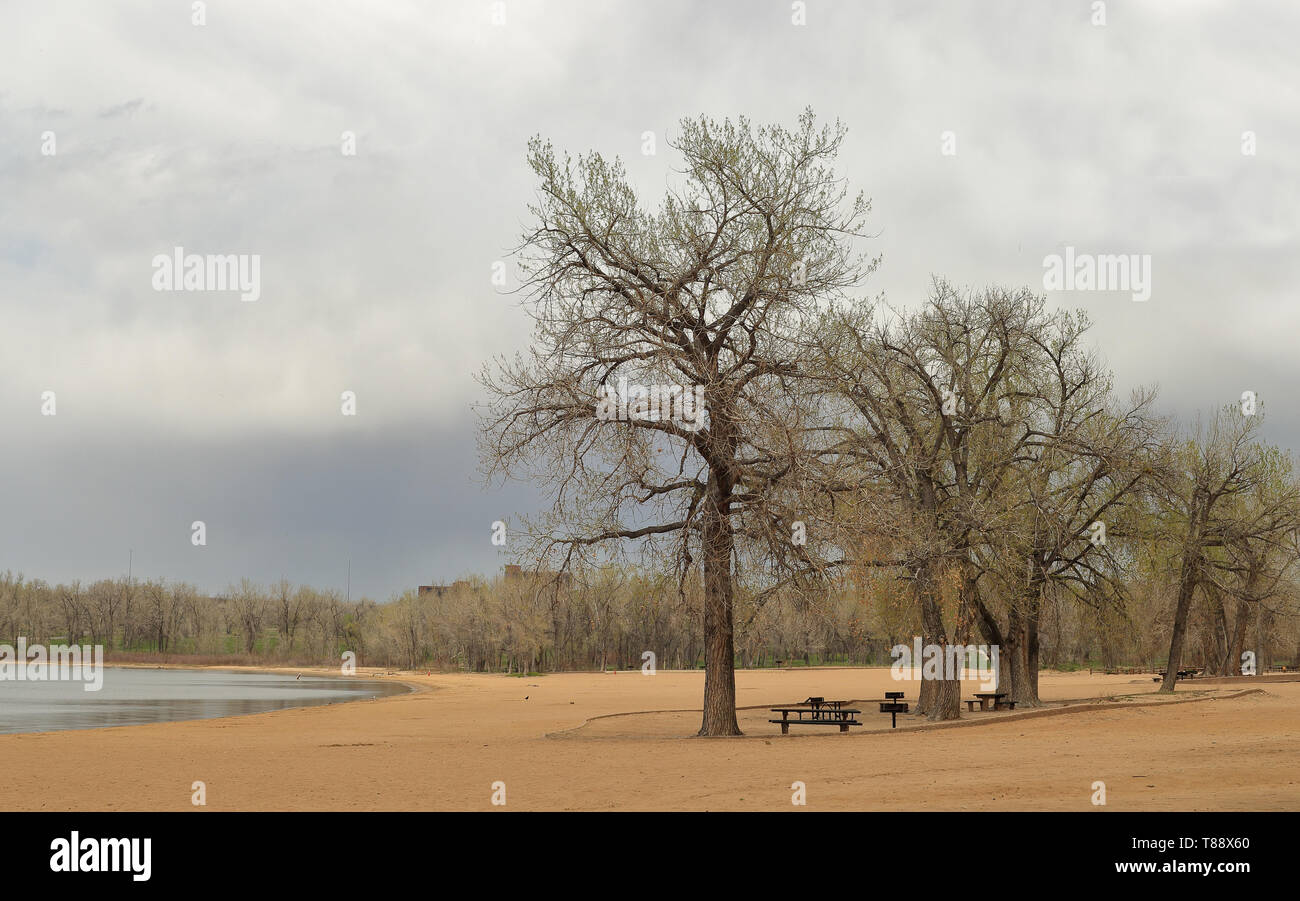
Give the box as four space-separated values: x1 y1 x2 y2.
3 0 1297 599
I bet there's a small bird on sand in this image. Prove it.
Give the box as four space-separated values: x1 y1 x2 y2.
295 673 302 680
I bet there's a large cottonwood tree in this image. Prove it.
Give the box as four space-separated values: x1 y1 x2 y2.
814 283 1049 720
478 111 872 735
968 314 1162 706
812 284 1161 717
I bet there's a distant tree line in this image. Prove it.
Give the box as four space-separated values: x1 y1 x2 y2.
2 546 1296 679
0 575 365 666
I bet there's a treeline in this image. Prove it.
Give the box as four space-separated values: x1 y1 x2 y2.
3 553 1296 674
0 575 366 666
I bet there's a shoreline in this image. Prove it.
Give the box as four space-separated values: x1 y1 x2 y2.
3 668 1296 811
9 661 1292 741
0 662 423 739
103 660 427 692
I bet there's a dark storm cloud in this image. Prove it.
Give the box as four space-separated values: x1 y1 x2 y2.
4 416 538 600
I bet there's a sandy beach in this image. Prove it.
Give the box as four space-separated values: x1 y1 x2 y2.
2 666 1297 811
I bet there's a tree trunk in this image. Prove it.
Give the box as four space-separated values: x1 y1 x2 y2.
1022 600 1042 706
1161 549 1199 693
914 561 961 721
974 595 1012 696
1199 582 1230 676
698 468 741 736
1008 585 1043 707
1228 599 1252 675
1224 562 1260 675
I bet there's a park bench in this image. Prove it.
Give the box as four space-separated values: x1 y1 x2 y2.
769 697 862 734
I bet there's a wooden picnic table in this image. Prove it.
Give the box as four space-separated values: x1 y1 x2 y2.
769 699 862 734
1152 668 1201 682
799 696 855 711
967 692 1015 712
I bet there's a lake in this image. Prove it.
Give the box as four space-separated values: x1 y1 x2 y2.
0 667 409 734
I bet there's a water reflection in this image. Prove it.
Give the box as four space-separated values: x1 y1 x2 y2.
0 668 409 734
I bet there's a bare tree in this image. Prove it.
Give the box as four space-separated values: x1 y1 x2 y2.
1154 407 1300 691
479 110 873 734
270 578 308 656
969 312 1163 706
56 580 89 645
141 578 185 653
227 579 267 655
814 283 1051 719
86 577 134 650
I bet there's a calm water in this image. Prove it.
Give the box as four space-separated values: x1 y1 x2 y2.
0 667 409 734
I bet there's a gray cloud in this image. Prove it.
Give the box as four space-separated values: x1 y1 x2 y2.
3 0 1298 598
98 97 144 119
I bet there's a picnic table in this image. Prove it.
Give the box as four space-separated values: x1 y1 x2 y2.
1152 668 1201 682
966 692 1016 712
769 697 862 734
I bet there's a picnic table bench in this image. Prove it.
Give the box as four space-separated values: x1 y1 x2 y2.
769 697 862 734
965 692 1016 712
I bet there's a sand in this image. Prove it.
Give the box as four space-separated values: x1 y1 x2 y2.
2 666 1297 811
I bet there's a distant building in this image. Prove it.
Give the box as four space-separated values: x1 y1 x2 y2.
418 567 571 596
417 580 470 597
503 565 571 590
